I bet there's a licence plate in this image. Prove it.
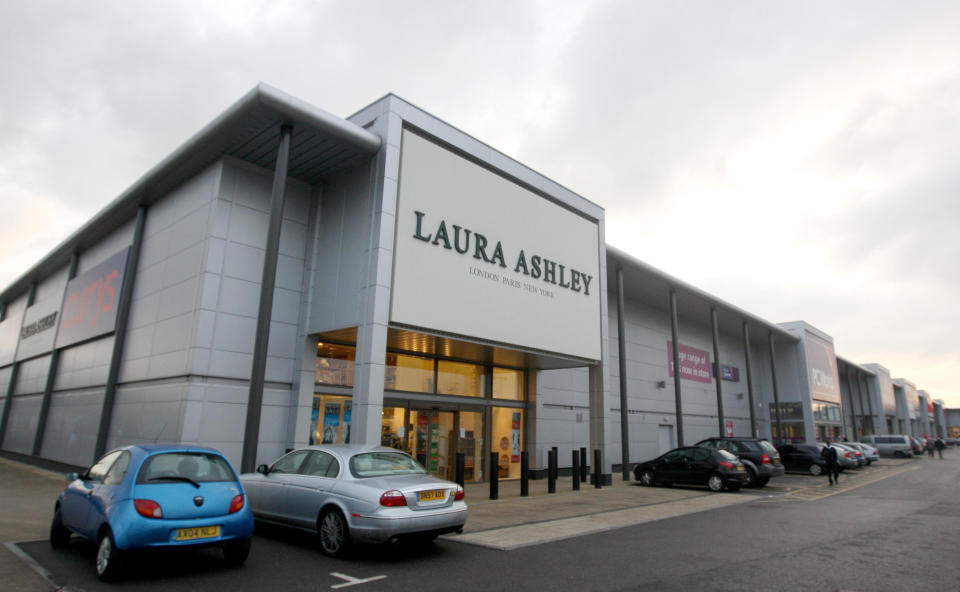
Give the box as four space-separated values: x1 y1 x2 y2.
736 465 745 471
176 526 220 541
419 489 447 502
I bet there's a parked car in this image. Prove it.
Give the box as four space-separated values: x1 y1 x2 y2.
634 446 749 492
844 442 879 465
776 443 827 475
910 437 925 456
241 445 467 557
49 445 254 581
860 434 915 457
826 443 860 469
694 437 785 488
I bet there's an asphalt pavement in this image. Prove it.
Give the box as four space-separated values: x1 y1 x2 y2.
0 451 931 591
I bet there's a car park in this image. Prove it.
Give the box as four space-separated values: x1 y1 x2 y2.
634 446 749 492
860 434 915 457
240 445 467 557
843 442 879 465
694 436 785 488
49 444 254 581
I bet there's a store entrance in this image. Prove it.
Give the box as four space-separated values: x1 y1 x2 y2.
388 408 485 482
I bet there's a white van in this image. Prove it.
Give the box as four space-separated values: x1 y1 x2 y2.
861 434 914 457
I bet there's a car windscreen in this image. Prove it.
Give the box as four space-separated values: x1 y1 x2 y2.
349 451 426 478
137 452 238 484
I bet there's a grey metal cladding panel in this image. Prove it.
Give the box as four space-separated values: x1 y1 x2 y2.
109 383 186 447
40 389 104 466
53 335 114 391
213 313 256 355
76 219 135 276
3 393 42 453
13 354 51 395
218 276 260 317
224 243 265 283
33 265 70 305
228 205 270 250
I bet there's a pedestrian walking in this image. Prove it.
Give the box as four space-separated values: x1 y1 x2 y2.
821 441 840 486
926 438 935 458
935 437 945 459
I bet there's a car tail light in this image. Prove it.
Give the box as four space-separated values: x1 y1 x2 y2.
718 461 735 469
761 454 771 464
134 499 163 519
229 494 245 514
454 485 465 501
379 490 408 507
844 452 852 458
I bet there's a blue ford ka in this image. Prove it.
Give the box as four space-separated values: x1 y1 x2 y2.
49 444 254 581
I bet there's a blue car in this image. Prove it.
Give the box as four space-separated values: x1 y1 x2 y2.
49 444 254 581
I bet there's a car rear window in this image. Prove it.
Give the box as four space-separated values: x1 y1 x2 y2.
736 440 763 452
137 452 238 484
349 452 426 478
758 440 778 455
716 450 738 461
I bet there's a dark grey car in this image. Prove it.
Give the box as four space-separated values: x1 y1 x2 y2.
241 445 467 556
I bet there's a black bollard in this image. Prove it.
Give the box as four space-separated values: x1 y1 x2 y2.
580 447 587 482
572 449 580 491
521 451 529 497
455 452 465 487
489 451 499 500
593 449 602 489
548 448 557 493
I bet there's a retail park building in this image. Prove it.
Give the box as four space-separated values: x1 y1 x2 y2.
0 85 952 482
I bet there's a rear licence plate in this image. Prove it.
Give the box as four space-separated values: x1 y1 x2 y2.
419 489 447 502
176 526 220 541
736 465 745 471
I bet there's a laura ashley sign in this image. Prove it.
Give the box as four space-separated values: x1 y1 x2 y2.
391 130 602 361
412 210 594 297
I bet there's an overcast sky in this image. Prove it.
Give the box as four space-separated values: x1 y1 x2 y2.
1 1 958 406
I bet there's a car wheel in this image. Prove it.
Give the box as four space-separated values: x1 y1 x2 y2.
743 467 757 488
96 530 123 582
808 464 823 476
726 483 741 492
755 476 770 488
639 470 655 487
318 508 351 557
707 474 724 492
49 508 71 548
222 537 251 566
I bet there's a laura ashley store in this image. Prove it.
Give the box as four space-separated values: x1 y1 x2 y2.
1 84 925 484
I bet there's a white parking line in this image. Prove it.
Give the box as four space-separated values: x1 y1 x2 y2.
330 572 387 589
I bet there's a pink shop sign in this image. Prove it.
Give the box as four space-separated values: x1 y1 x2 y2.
667 341 712 384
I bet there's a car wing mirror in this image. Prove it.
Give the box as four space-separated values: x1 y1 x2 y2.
65 472 79 482
256 464 269 475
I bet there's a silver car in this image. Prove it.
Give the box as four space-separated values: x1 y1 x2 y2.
241 445 467 556
845 442 879 465
818 443 859 470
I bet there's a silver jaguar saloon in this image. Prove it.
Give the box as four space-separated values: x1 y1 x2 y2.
240 445 467 556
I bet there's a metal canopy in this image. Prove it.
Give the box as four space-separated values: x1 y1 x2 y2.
1 83 381 305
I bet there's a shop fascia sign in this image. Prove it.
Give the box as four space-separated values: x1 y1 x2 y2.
411 210 594 297
55 247 129 349
14 296 61 362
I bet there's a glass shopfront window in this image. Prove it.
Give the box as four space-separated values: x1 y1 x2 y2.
492 407 524 479
493 367 524 400
310 394 352 445
437 360 485 397
316 343 355 386
385 353 435 392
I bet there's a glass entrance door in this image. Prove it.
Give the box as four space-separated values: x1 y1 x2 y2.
407 409 454 480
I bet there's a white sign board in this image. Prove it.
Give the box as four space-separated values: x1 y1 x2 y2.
391 130 602 360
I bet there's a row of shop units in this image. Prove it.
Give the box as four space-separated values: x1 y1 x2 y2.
0 84 952 484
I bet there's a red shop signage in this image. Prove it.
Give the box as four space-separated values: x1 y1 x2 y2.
55 248 129 349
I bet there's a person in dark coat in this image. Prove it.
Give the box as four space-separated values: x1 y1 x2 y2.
821 441 840 485
935 437 945 459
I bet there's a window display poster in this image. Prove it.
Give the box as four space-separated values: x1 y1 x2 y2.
511 412 521 462
343 402 352 444
725 420 734 437
322 402 341 444
309 400 320 445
